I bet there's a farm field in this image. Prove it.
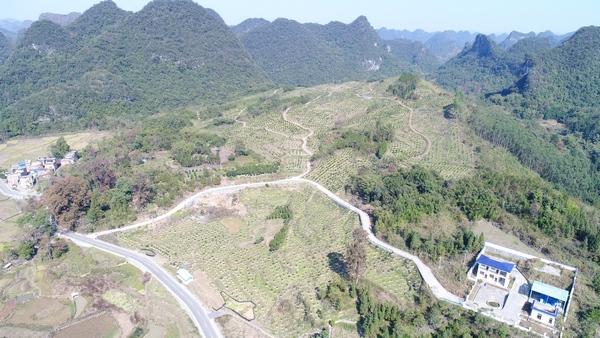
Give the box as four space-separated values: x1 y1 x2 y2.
0 130 111 168
0 244 198 338
111 184 421 337
201 78 480 190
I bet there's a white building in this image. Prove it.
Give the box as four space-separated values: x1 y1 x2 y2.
473 254 516 288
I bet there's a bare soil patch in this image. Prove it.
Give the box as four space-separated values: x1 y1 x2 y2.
222 217 243 235
190 270 224 309
53 312 119 338
9 297 72 327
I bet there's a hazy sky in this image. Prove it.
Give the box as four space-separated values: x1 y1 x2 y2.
3 0 599 34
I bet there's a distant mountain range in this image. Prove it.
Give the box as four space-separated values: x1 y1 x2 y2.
376 28 571 61
234 16 416 86
39 12 82 26
0 0 595 140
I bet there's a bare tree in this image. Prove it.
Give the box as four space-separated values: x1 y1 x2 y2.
345 228 368 283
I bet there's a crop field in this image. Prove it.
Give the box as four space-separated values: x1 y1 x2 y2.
0 131 111 168
113 184 421 337
0 244 198 337
307 148 371 192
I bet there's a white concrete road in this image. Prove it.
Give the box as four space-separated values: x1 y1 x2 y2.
0 181 41 200
61 232 223 338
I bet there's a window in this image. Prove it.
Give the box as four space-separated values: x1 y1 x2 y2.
537 314 542 320
500 271 507 277
499 278 506 285
549 318 553 324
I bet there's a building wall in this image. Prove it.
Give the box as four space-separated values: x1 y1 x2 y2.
530 307 556 326
476 263 510 288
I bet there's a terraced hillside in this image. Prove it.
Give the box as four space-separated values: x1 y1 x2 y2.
203 79 479 193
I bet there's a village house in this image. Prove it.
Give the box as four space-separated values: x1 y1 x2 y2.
528 281 569 327
60 151 79 166
473 254 515 288
4 155 65 191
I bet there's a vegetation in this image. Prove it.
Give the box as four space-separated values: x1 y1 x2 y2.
387 73 419 99
468 107 599 203
240 16 411 86
50 136 71 159
225 162 280 177
267 205 293 251
345 228 368 282
436 34 524 94
355 285 514 337
0 0 270 136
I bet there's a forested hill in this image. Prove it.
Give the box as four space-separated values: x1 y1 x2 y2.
435 34 527 93
39 12 81 26
231 18 270 37
0 32 9 63
0 0 270 137
509 26 600 114
384 38 440 74
239 16 413 86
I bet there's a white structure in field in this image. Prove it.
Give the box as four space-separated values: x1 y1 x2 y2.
176 268 193 285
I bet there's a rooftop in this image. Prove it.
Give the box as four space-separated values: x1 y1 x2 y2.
531 281 569 302
476 254 515 273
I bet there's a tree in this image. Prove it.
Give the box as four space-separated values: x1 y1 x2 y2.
84 158 117 192
345 228 368 283
44 176 91 230
50 136 71 159
17 240 36 260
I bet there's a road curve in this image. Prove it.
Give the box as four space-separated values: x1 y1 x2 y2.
90 175 464 305
60 232 223 338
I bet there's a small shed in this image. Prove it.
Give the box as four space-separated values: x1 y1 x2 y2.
176 268 193 285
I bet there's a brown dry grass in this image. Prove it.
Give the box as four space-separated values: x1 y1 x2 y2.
9 297 72 327
0 131 111 168
53 313 118 338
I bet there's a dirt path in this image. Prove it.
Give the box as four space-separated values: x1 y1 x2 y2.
281 106 315 177
233 108 247 128
397 100 431 161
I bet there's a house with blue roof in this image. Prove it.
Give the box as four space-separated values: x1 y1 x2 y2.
528 281 570 327
474 254 516 288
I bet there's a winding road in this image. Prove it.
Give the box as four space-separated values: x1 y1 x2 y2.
63 97 463 337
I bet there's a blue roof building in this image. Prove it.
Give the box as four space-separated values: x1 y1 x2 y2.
474 254 516 288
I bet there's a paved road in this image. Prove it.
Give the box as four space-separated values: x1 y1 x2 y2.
0 181 41 200
90 175 464 305
61 232 222 338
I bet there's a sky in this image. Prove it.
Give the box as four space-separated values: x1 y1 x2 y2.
2 0 599 34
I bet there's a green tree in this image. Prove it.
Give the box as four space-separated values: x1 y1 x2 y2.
50 136 71 159
17 240 36 260
345 228 368 283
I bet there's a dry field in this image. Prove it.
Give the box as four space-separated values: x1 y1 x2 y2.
0 244 198 337
0 130 111 168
